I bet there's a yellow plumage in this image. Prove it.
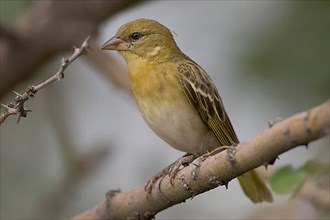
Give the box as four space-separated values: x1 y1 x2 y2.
102 18 273 203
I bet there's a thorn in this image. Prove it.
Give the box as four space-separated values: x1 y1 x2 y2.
267 120 274 128
106 189 121 200
28 86 36 97
16 109 32 123
267 117 283 128
61 57 69 65
58 70 66 81
57 71 65 81
264 156 278 169
264 163 269 169
21 109 32 117
1 103 12 110
13 91 23 102
224 182 229 189
13 91 22 97
84 35 91 43
16 114 22 123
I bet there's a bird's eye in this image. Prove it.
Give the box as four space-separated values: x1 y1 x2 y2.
130 32 142 41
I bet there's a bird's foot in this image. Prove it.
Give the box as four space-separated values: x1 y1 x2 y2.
198 144 237 164
144 153 199 194
144 167 169 194
200 146 229 160
190 146 230 181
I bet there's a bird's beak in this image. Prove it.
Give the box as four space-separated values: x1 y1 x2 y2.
101 34 130 51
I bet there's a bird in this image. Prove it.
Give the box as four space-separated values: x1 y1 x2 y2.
101 18 273 203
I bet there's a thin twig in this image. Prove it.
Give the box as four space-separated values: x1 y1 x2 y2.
0 36 90 124
0 0 144 98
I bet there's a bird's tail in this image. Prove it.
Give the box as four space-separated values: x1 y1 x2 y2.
237 169 273 203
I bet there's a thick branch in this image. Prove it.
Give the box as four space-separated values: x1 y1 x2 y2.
0 37 90 124
71 101 330 220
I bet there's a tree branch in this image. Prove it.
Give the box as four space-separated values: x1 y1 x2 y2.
71 100 330 220
0 0 144 98
0 36 90 124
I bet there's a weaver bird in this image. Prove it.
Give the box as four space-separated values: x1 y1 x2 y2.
102 18 273 203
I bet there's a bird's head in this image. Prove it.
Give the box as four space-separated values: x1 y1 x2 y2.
102 18 184 63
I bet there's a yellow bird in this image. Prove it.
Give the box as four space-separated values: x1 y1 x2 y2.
102 18 273 203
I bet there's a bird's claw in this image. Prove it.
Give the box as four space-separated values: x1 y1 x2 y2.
144 153 199 194
144 168 169 193
201 146 229 159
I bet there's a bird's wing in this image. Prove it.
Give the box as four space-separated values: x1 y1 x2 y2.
178 60 239 146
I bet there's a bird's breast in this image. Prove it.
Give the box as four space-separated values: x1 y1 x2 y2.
128 63 211 153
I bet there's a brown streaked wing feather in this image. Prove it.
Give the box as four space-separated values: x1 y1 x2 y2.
178 60 239 146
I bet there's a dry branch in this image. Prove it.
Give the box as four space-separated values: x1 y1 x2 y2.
0 0 144 98
72 100 330 220
0 37 90 124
